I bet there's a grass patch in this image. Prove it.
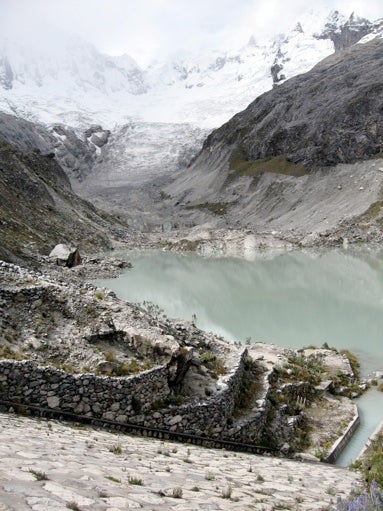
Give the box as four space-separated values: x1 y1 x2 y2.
229 149 306 178
106 476 121 483
109 443 122 454
280 353 325 386
199 351 226 378
128 476 143 485
0 345 25 360
29 469 49 481
352 432 383 488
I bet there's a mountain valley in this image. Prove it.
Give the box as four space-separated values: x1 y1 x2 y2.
1 7 383 509
1 10 382 243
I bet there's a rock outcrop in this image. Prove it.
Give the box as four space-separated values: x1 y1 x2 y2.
201 38 383 170
49 244 82 268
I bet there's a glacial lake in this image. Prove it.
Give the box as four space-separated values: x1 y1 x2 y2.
95 246 383 465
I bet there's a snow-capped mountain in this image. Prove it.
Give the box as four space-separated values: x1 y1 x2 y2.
0 9 382 230
1 10 380 131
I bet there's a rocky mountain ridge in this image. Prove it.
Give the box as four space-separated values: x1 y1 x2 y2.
164 38 383 237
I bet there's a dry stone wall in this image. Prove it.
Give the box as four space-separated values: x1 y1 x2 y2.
0 349 309 447
0 350 249 439
0 360 171 421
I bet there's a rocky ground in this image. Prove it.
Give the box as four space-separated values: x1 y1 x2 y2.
0 258 366 458
0 412 362 511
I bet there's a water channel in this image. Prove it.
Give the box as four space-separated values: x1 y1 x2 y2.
95 246 383 465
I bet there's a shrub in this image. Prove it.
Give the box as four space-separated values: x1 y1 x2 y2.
94 290 104 300
335 481 383 510
205 471 215 481
109 443 122 454
221 484 233 499
29 469 49 481
128 476 143 485
172 487 183 498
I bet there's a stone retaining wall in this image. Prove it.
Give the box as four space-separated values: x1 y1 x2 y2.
325 407 360 463
0 350 249 439
0 349 313 448
127 349 249 437
0 360 171 420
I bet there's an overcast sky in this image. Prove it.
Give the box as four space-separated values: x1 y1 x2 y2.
1 0 382 64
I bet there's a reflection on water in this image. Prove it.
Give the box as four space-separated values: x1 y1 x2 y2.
94 246 383 464
97 247 383 374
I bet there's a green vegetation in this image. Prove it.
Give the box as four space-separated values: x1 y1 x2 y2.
131 396 142 414
352 432 383 488
280 353 325 386
199 351 226 378
172 487 183 498
94 290 104 300
108 443 122 454
106 475 121 483
151 393 186 411
339 349 360 379
221 484 233 499
228 148 306 178
0 345 25 360
233 357 263 417
29 469 49 481
128 476 143 485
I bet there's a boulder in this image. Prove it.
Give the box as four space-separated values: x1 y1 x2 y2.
49 244 82 268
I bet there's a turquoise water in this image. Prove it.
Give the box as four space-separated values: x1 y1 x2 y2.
95 246 383 464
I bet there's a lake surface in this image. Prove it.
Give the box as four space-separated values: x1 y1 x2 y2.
95 246 383 465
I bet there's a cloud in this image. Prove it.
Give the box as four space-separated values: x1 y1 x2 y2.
1 0 381 65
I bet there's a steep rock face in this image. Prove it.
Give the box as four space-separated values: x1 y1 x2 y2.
200 38 383 171
316 11 377 51
0 112 112 183
0 140 127 263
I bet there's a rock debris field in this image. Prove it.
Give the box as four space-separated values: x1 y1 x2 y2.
0 412 361 511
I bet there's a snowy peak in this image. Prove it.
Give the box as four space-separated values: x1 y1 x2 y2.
0 34 146 96
0 9 381 130
315 10 375 50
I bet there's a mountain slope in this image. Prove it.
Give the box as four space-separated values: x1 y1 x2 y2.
0 139 128 263
164 38 383 236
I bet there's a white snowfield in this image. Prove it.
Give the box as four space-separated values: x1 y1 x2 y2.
0 10 355 131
